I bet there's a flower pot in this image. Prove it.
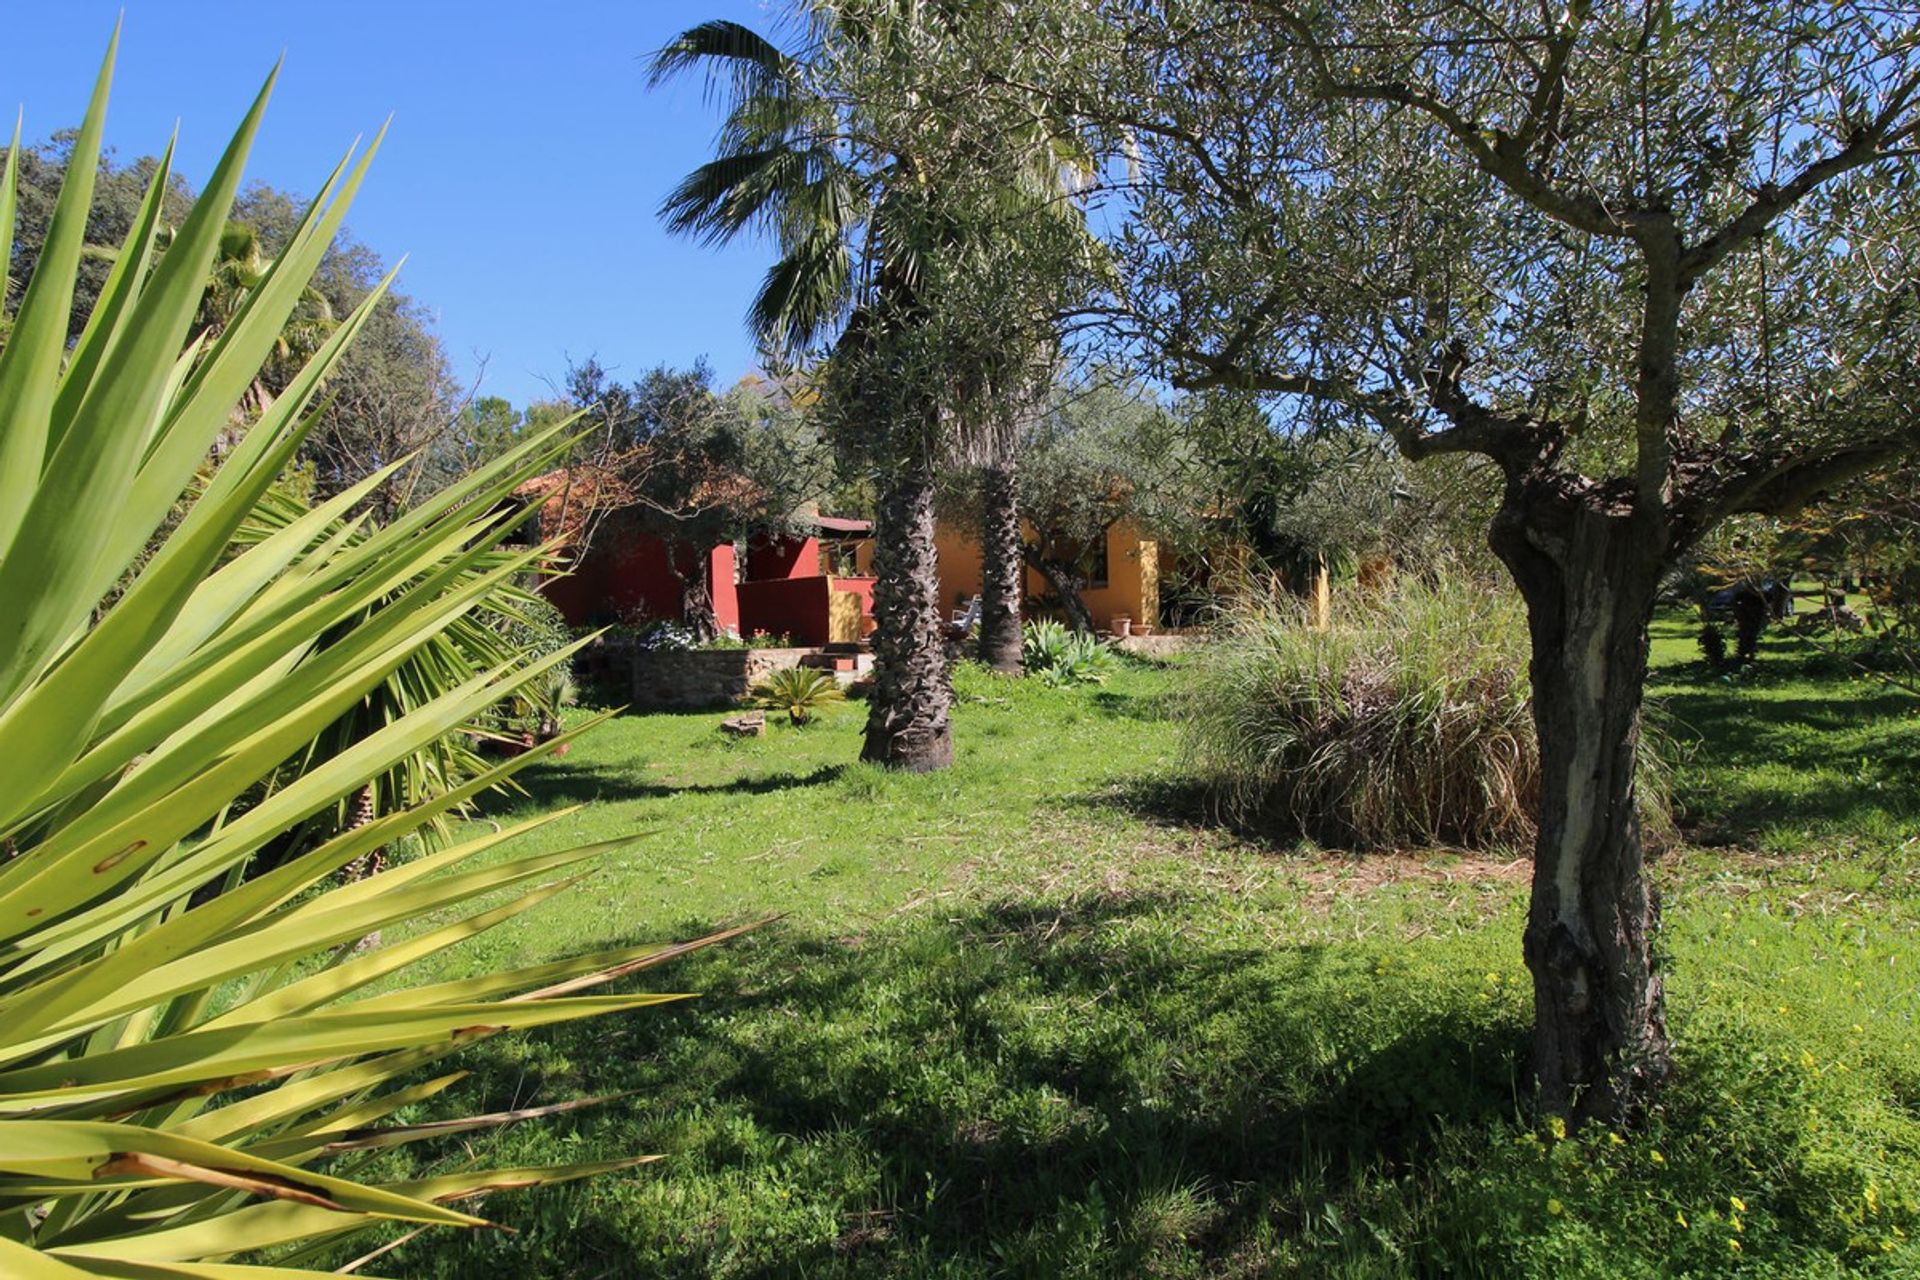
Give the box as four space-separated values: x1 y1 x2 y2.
1111 614 1132 638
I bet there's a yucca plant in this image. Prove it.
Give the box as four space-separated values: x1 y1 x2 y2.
234 480 568 858
0 39 735 1274
751 666 845 725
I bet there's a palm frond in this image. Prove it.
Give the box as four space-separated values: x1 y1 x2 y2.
751 224 854 356
647 19 795 105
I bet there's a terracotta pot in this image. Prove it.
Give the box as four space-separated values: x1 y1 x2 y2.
1111 614 1132 638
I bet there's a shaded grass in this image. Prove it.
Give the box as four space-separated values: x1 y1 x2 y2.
341 630 1919 1278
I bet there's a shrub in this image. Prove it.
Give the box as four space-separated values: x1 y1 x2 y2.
492 589 574 662
1180 577 1672 850
1698 621 1729 669
1022 619 1118 686
753 666 846 724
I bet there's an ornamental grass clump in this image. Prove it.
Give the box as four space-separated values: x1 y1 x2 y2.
1181 576 1671 851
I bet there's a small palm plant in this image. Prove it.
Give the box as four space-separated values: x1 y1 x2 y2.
752 666 846 725
0 40 737 1274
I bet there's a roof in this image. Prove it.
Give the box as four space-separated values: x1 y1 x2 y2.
513 465 633 547
813 515 872 535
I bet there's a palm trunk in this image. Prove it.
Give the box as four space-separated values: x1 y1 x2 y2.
977 458 1024 673
862 463 953 771
1493 487 1670 1122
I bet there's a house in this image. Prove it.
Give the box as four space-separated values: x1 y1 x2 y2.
933 519 1161 634
521 465 1166 641
516 469 877 646
736 517 877 645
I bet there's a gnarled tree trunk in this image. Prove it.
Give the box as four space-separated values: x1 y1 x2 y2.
1492 481 1670 1122
862 464 953 771
1023 549 1097 634
667 541 718 643
977 458 1024 673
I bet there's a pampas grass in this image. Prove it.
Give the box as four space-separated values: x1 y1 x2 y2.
1180 575 1672 851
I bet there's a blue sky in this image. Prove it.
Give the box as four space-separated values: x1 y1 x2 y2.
4 1 791 407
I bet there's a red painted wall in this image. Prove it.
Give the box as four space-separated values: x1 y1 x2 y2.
745 534 819 581
738 575 877 645
541 527 739 631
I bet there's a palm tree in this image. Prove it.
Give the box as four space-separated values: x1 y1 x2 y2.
649 10 953 771
652 7 1091 760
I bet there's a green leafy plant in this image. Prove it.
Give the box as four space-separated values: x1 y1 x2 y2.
752 667 846 725
1698 621 1729 670
1022 620 1118 686
0 41 735 1275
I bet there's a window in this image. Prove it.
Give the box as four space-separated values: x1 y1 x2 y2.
1086 531 1110 589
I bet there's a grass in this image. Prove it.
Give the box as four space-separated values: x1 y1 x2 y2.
338 633 1920 1278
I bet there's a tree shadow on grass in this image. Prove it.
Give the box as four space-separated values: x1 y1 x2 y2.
498 759 848 811
369 896 1524 1279
1652 687 1920 845
1066 774 1326 858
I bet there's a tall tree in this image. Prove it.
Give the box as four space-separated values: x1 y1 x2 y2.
1100 0 1920 1119
232 182 466 515
652 5 1092 767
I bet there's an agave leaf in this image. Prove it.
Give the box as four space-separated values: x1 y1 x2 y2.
0 1120 487 1227
54 1157 657 1264
0 62 274 703
0 996 690 1112
0 31 116 562
0 1236 100 1278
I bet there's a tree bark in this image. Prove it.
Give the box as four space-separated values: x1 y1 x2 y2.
862 464 954 771
1023 549 1097 634
977 459 1024 673
668 541 718 643
1491 481 1671 1122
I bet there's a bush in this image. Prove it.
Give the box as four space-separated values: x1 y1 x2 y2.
1698 621 1729 669
1180 577 1672 851
1022 619 1118 686
492 589 575 661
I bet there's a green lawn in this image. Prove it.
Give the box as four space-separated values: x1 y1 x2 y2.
346 626 1920 1278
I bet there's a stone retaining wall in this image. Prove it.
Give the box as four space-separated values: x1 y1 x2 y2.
627 646 815 710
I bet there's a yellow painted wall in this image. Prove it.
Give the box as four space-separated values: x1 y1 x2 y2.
933 519 1158 632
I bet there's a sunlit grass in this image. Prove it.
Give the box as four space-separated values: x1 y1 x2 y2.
344 627 1919 1278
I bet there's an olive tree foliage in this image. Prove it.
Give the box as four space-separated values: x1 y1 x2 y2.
558 358 837 638
1079 0 1920 1120
1 129 195 343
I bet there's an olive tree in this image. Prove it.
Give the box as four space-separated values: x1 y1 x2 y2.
1100 0 1920 1119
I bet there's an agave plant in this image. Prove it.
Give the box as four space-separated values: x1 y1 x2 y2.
1021 619 1116 686
0 39 734 1274
751 666 845 725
